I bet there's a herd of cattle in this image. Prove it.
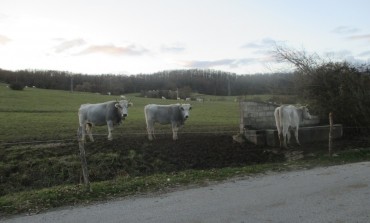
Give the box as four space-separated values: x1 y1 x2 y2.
78 99 192 142
78 99 312 148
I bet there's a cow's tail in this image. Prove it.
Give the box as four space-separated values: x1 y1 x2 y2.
274 106 282 147
144 106 148 125
144 105 154 140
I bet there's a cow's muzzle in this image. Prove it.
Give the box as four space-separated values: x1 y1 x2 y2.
184 115 189 119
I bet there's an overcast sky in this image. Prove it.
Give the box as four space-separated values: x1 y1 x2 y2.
0 0 369 75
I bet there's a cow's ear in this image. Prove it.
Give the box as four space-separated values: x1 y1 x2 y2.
189 106 192 110
115 103 121 108
128 102 133 107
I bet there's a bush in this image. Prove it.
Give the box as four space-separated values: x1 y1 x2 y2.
274 45 370 133
296 62 370 133
9 82 25 90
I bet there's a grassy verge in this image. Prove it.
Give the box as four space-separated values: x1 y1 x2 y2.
1 147 370 217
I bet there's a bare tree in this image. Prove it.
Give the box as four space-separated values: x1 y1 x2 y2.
273 44 323 75
273 44 370 133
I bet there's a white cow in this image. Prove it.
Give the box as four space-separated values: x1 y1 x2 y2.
144 103 192 141
274 105 312 148
78 100 132 141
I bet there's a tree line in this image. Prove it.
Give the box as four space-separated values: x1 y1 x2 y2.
0 68 295 96
1 46 369 133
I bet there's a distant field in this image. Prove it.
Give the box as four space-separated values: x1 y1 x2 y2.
2 83 370 217
0 83 263 142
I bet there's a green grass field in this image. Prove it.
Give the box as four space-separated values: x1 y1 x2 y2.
0 83 250 142
1 83 370 217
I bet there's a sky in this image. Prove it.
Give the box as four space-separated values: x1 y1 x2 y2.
0 0 369 75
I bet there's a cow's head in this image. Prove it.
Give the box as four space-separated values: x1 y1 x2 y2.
301 106 312 120
180 104 192 120
115 100 133 119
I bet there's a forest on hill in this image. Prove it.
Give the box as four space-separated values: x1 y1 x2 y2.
1 58 370 132
0 68 295 97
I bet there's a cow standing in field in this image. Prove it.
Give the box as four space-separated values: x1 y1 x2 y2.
274 105 312 149
78 100 132 141
144 103 192 141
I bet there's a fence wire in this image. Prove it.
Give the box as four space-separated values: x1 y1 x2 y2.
0 129 242 146
1 125 369 147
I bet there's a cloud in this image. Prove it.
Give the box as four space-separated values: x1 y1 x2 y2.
240 38 282 57
241 38 278 49
54 38 86 53
332 26 360 34
183 58 258 69
358 50 370 57
183 59 235 68
347 34 370 41
324 50 352 58
343 56 368 65
0 34 11 44
77 44 148 56
161 43 185 53
0 13 8 21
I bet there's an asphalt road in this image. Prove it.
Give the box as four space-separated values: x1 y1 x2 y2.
3 161 370 223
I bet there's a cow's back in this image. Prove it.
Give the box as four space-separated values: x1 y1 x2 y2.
280 105 299 127
145 104 180 124
79 101 118 126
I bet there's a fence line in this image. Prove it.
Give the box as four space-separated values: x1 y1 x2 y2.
0 139 76 146
1 124 368 147
0 130 242 146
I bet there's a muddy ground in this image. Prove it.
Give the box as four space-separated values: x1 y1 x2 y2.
1 133 368 196
83 134 286 180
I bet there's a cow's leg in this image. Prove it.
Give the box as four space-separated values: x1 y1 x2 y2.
277 132 283 148
146 121 155 141
147 127 154 141
86 123 94 142
107 121 114 141
78 125 85 141
78 113 86 141
281 122 290 149
172 123 179 140
151 127 156 139
282 127 289 149
287 130 292 148
294 127 301 146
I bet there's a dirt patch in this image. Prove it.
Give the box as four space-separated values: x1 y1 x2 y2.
84 134 284 179
0 134 283 196
2 134 368 196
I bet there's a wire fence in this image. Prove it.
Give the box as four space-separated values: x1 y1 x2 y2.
0 125 368 147
0 128 241 146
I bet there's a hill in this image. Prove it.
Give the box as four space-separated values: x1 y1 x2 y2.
0 68 295 96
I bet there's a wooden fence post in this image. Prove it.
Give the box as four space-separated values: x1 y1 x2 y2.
239 101 245 134
77 127 91 191
329 112 333 157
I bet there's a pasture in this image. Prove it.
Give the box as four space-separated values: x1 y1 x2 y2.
0 83 242 142
1 83 370 216
0 83 286 215
0 84 268 192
